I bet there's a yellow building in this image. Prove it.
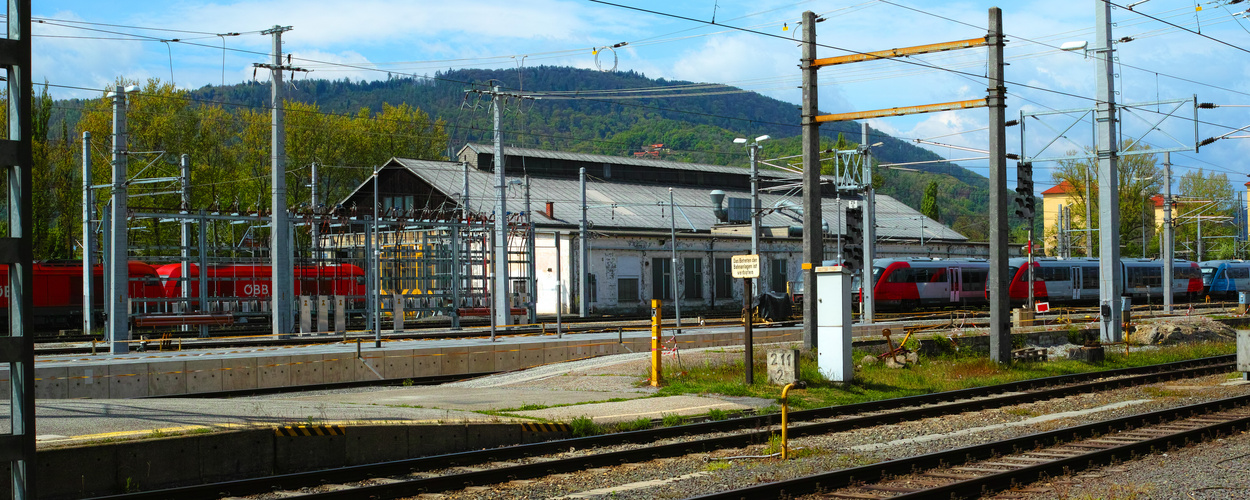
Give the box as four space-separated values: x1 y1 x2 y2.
1041 181 1081 255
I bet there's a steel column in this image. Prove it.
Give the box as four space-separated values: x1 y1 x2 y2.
1163 152 1174 312
988 8 1010 362
492 87 510 329
861 122 875 324
579 166 588 317
1095 0 1123 343
82 131 94 336
800 10 821 350
180 154 191 325
108 85 130 354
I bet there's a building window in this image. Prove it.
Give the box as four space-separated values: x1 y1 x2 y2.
770 258 788 294
616 257 640 303
651 257 673 300
618 278 639 303
683 257 703 299
588 273 598 303
714 258 733 299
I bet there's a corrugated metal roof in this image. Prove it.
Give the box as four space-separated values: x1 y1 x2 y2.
391 158 966 242
461 143 793 180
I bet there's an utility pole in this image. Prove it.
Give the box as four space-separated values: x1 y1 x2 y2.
180 154 191 331
861 122 875 324
987 7 1010 363
670 187 680 332
254 25 305 338
82 132 94 337
1086 170 1093 257
490 85 510 330
579 166 589 317
1094 1 1123 343
800 10 821 351
1163 152 1174 312
749 141 761 297
311 161 319 270
108 85 130 354
525 174 536 324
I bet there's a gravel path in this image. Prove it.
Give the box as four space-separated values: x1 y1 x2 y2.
397 371 1250 500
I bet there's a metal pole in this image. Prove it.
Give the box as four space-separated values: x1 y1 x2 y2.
373 166 381 348
1163 152 1173 312
861 122 875 324
525 174 536 324
555 231 563 338
180 154 190 325
1095 0 1123 343
108 85 130 354
671 187 680 332
198 210 208 338
579 166 588 317
82 132 94 336
267 26 294 338
1028 229 1034 309
988 7 1011 362
492 87 510 330
800 10 821 351
749 143 760 298
1198 214 1203 262
311 161 319 296
743 276 753 385
1086 168 1093 257
6 3 35 493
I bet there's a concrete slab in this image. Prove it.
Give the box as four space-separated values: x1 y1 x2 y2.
411 349 443 378
466 423 519 450
441 346 468 375
465 346 494 374
355 351 386 381
411 424 467 457
66 365 110 399
257 356 292 389
321 353 355 384
220 357 257 392
544 340 571 366
116 432 203 490
35 366 69 399
382 350 414 380
516 342 545 369
274 433 347 474
345 425 410 465
289 354 324 386
185 358 223 394
286 386 646 413
493 344 522 373
197 430 274 483
147 361 188 397
38 440 117 498
108 363 149 399
513 395 756 423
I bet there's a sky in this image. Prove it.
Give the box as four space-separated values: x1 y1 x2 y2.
30 0 1250 195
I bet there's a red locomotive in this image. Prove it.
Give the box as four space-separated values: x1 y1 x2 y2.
154 263 367 302
0 261 166 328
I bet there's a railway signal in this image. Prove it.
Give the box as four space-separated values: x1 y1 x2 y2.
844 205 864 273
1014 161 1035 219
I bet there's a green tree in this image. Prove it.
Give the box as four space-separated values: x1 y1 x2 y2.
1174 168 1235 260
1050 142 1160 257
920 180 940 221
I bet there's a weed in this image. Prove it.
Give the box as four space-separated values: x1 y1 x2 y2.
902 336 921 352
707 408 729 421
661 413 685 427
758 404 781 415
930 333 956 355
401 378 415 387
613 417 652 433
1142 386 1188 399
703 461 731 472
1011 334 1026 350
1066 324 1085 345
1003 407 1038 418
569 416 602 437
123 477 138 493
148 429 167 439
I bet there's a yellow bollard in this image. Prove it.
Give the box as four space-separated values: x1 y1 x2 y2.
651 300 662 387
780 382 795 459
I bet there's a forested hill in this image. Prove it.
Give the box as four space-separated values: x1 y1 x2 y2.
51 66 995 240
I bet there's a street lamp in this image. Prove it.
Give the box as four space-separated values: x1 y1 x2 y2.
734 134 770 295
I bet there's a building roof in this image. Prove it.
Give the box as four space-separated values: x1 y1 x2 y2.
1042 180 1076 195
459 143 793 180
384 157 967 242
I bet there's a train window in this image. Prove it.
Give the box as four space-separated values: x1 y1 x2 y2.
962 269 987 292
929 268 946 282
1174 267 1201 280
871 267 884 286
887 268 913 283
1230 267 1250 280
1082 267 1099 288
1008 266 1020 282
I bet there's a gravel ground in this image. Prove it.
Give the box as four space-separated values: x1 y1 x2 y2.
385 371 1250 500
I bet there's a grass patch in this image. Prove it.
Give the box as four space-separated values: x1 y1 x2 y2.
645 341 1235 411
612 417 653 433
569 416 602 437
703 461 731 472
707 408 729 421
1142 386 1189 399
661 413 685 427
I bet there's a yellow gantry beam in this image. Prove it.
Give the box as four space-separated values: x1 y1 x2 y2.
812 37 989 68
815 98 988 123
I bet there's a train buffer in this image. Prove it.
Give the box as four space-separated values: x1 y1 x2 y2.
133 314 235 328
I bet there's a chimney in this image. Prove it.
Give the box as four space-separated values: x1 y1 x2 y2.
545 201 555 219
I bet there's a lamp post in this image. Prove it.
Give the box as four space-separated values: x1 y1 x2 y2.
733 134 770 296
1142 188 1150 259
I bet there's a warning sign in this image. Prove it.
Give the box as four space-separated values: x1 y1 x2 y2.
731 255 760 279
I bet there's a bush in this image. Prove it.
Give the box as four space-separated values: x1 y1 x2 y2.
930 333 956 355
569 416 602 437
1066 324 1084 345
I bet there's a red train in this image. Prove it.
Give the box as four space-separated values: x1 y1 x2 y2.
0 261 166 328
154 263 367 302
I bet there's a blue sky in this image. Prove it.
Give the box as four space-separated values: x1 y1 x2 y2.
32 0 1250 194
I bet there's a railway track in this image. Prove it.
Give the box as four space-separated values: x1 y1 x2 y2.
699 394 1250 500
88 355 1237 500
